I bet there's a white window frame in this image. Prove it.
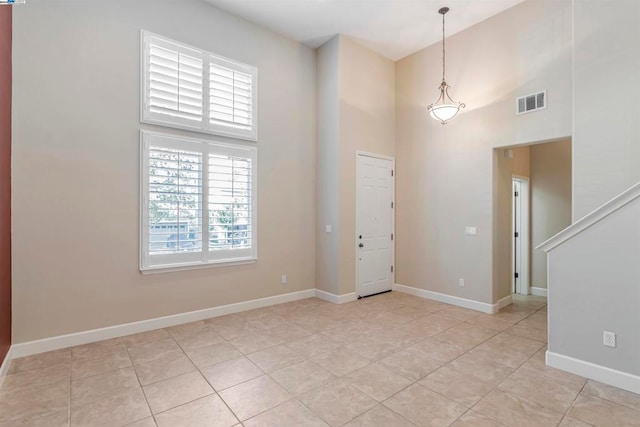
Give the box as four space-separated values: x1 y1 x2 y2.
141 30 258 142
140 130 258 273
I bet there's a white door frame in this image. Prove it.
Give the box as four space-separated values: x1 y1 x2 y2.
355 151 395 298
512 175 530 295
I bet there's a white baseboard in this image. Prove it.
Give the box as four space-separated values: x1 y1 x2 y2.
315 289 357 304
11 289 316 359
495 295 513 312
546 351 640 395
393 283 496 314
531 287 548 297
0 346 12 376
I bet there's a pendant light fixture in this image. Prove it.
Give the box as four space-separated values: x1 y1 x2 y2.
427 6 465 125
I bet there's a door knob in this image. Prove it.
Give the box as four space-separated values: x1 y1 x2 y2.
359 243 364 248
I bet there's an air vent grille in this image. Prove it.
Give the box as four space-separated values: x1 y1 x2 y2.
516 91 546 115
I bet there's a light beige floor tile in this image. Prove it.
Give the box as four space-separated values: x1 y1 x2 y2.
473 389 564 427
167 320 210 338
345 335 403 361
127 417 157 427
473 332 545 368
582 380 640 411
128 337 183 365
71 350 132 380
409 338 467 363
559 417 593 427
270 360 334 395
229 331 282 354
248 344 306 373
246 314 291 331
201 356 264 391
345 363 413 402
437 306 480 321
498 364 582 413
468 314 516 331
185 342 242 369
345 404 416 427
492 306 535 323
568 394 640 427
287 333 342 358
516 312 547 331
171 327 225 352
143 371 214 414
311 348 371 377
448 351 514 385
214 321 260 341
299 379 377 427
267 322 314 343
0 362 70 393
0 409 68 427
521 357 586 392
71 366 140 408
431 323 497 351
504 323 548 343
244 400 328 427
71 338 125 361
123 329 171 348
379 347 442 381
451 411 505 427
219 375 292 421
7 349 70 375
410 314 463 336
134 352 196 386
155 394 238 427
420 366 494 407
70 388 151 427
0 380 70 424
383 383 467 427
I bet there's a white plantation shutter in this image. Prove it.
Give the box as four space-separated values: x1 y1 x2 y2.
141 131 257 272
208 152 254 256
142 31 258 141
209 57 257 140
143 33 205 129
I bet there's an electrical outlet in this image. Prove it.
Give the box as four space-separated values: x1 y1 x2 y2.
459 278 465 287
281 274 287 284
325 225 332 233
603 331 616 348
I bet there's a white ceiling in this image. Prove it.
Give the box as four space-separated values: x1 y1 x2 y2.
204 0 526 61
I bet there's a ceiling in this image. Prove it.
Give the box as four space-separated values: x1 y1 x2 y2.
204 0 526 61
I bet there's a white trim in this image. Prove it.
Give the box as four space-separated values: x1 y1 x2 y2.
0 346 12 377
496 294 513 311
538 181 640 252
11 289 315 358
531 286 548 297
546 351 640 395
355 151 395 298
393 283 495 314
512 176 530 295
314 289 357 305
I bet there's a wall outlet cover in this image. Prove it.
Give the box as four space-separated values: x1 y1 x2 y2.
603 331 616 348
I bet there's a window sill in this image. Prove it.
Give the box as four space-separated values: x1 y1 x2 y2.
140 257 257 275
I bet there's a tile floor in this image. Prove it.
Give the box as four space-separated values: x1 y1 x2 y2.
1 292 639 426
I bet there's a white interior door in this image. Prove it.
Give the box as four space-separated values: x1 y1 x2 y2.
512 177 530 295
356 153 394 298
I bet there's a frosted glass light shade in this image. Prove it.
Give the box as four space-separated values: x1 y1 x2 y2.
428 103 461 124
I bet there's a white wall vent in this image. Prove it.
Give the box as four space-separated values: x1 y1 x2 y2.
516 91 546 115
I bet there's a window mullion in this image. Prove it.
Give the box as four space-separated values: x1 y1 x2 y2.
202 145 210 262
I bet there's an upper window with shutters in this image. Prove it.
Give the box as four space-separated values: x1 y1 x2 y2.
141 31 258 141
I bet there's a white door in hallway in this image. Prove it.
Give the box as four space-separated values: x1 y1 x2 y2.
356 153 394 298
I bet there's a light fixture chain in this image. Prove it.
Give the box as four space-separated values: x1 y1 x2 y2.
442 10 446 83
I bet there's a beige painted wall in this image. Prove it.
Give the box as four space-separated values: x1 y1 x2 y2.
316 36 340 295
12 0 317 342
396 0 572 305
573 0 640 219
531 139 572 289
316 36 395 296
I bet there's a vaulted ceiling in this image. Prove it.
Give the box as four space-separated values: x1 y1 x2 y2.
205 0 525 60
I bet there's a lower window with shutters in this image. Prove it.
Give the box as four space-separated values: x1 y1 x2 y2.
140 130 257 272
